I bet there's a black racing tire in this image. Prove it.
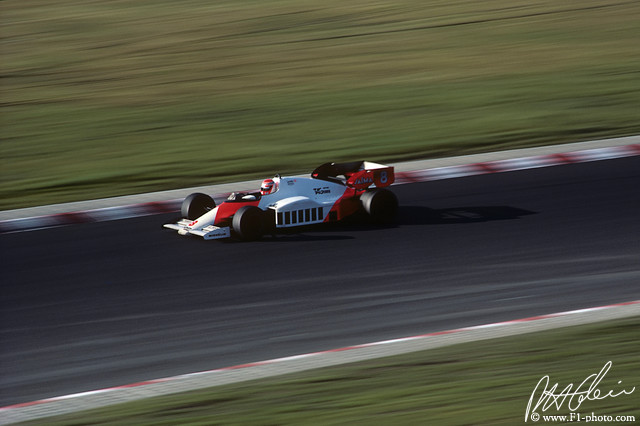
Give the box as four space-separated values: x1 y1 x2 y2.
361 188 398 224
181 193 216 220
232 206 265 241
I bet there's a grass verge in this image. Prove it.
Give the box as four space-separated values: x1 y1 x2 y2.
2 0 640 209
21 316 639 425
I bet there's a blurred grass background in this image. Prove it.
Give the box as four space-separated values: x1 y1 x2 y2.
2 0 639 209
24 316 640 425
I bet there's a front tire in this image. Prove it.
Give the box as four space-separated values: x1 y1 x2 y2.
232 206 264 241
361 188 398 224
182 193 216 220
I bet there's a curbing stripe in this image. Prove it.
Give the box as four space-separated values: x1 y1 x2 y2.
393 144 639 184
1 300 638 424
1 143 639 234
0 200 181 234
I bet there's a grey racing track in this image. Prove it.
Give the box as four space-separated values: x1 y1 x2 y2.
2 157 639 407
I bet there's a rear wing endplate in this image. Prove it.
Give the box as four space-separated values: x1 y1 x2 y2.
312 161 394 190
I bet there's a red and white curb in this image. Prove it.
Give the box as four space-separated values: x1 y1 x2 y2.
1 143 638 235
393 143 640 184
0 200 182 234
1 300 638 424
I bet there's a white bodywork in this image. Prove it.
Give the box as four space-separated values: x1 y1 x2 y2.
164 161 395 240
163 176 349 240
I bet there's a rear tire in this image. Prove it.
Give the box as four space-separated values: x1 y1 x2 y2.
232 206 264 241
182 193 216 220
361 188 398 224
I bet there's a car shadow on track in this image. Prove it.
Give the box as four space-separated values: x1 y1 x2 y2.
259 233 356 242
263 206 536 240
398 205 537 225
213 205 536 242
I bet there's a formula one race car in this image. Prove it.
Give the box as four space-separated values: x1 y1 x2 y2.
164 161 398 241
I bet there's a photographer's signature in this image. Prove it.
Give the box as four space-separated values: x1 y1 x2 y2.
525 361 635 422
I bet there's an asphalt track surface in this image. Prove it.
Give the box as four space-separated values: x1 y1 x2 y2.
2 157 639 407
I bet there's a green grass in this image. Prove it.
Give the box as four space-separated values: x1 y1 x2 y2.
2 0 640 209
21 316 640 425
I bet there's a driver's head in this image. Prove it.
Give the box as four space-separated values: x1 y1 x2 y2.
260 178 276 195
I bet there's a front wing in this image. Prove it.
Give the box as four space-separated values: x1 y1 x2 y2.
163 220 231 240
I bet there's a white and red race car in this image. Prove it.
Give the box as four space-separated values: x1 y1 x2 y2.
164 161 398 241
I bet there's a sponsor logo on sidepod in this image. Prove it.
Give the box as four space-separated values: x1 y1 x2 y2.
313 187 331 195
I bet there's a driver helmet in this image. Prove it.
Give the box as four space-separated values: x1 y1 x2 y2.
260 178 277 195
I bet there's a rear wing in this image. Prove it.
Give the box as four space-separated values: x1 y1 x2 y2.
312 161 394 190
